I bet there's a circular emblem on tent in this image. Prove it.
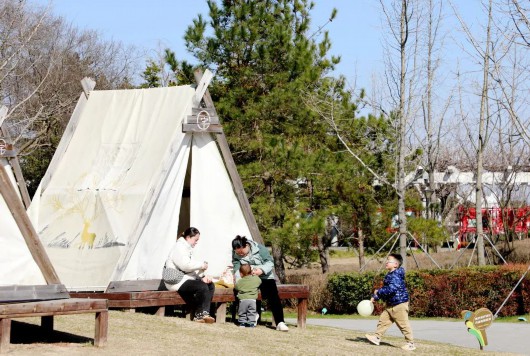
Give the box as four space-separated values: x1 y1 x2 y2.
0 139 6 155
196 110 211 130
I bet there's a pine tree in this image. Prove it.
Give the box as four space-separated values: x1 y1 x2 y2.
184 0 342 277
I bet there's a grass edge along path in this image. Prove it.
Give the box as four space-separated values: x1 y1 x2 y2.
5 311 518 355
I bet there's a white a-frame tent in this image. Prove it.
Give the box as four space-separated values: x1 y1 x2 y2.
0 106 58 286
28 72 263 291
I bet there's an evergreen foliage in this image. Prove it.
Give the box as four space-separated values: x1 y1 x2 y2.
180 0 401 268
184 0 344 264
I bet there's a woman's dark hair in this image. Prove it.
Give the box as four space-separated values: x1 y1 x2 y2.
181 227 200 239
231 235 250 250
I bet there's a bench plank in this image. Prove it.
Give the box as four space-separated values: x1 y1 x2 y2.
0 298 107 317
72 282 310 328
106 280 164 292
0 284 69 303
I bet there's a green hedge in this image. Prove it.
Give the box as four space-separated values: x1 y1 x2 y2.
326 264 530 317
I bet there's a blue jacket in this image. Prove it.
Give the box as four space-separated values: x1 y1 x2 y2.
373 267 409 306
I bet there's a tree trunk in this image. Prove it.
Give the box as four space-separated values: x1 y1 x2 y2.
475 0 493 266
318 216 333 274
397 0 409 269
272 245 286 283
317 234 330 274
358 229 365 270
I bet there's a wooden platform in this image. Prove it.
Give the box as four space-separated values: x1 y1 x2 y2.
71 281 309 328
0 296 108 353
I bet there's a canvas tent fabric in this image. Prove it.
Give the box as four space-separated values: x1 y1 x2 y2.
0 158 46 286
28 85 252 291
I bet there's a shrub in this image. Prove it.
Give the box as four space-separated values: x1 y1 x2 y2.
320 264 530 317
286 272 331 312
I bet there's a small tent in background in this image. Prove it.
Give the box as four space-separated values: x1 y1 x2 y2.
28 72 262 291
0 106 54 286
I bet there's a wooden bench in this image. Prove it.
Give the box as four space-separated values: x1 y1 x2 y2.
0 285 108 353
71 280 309 328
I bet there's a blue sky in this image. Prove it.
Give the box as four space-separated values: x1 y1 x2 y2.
39 0 382 87
39 0 478 90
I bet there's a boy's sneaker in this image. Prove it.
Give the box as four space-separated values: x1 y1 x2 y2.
239 323 247 328
276 321 289 331
365 334 380 345
401 342 416 351
193 314 205 323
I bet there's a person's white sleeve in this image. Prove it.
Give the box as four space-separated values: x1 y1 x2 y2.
170 244 204 272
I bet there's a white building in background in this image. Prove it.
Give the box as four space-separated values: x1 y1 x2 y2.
406 165 530 211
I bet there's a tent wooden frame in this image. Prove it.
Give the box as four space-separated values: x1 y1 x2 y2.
188 69 263 244
0 120 108 353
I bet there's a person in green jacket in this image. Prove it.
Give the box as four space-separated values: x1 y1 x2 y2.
232 235 289 331
235 264 262 327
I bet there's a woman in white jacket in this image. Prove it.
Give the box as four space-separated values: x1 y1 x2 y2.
164 227 215 323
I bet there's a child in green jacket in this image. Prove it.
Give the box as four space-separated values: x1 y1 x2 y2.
235 264 262 327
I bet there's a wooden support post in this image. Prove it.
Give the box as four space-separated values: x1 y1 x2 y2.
0 106 30 208
193 69 264 244
216 302 227 324
0 164 61 284
6 156 31 208
94 311 108 347
297 298 307 329
155 306 165 317
0 319 10 354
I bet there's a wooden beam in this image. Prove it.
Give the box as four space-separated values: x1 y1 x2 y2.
193 69 213 106
0 106 6 129
0 164 61 284
0 106 31 208
182 123 223 133
193 69 264 244
81 77 96 99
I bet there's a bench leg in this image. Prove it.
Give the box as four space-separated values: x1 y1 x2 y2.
42 315 54 330
216 303 226 324
297 298 307 329
0 319 11 354
94 311 108 347
155 306 165 317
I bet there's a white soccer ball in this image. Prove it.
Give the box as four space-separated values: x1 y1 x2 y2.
357 300 374 317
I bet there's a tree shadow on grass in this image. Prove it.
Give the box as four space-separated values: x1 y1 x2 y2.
10 320 93 345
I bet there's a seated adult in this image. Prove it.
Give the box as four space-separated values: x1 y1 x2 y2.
231 235 289 331
164 227 215 323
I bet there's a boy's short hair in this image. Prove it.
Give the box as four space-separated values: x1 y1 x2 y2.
389 253 403 266
239 264 252 276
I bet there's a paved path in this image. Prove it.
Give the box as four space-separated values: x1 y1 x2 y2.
286 318 530 355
